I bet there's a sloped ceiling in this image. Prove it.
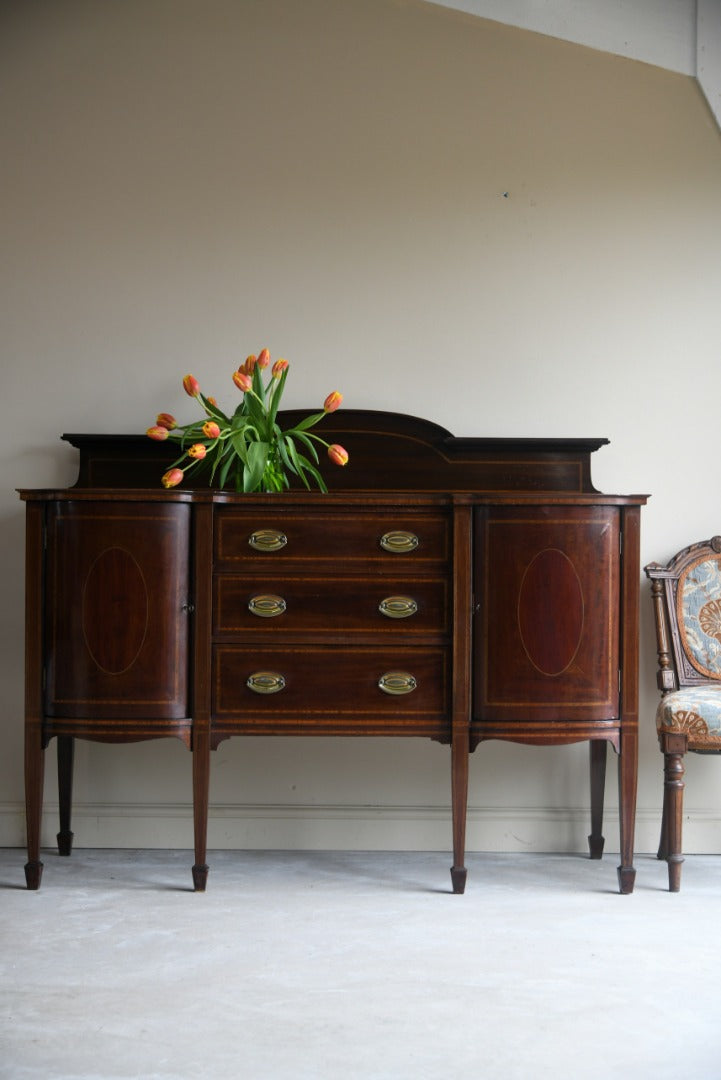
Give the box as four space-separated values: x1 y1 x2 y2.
429 0 721 131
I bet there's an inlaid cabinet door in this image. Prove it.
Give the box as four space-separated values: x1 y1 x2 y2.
473 506 621 724
45 502 191 719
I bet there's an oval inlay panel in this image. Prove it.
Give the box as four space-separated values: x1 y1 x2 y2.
518 548 584 676
82 547 148 674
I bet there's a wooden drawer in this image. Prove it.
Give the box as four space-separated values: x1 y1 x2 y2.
213 573 450 640
212 645 450 737
214 508 450 570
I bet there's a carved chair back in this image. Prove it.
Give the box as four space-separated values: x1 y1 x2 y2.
647 536 721 697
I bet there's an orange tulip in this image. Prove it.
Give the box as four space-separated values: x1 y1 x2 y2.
207 396 217 407
240 355 257 375
257 348 271 369
183 374 200 397
147 425 169 441
187 443 207 460
156 413 177 430
272 358 289 379
202 420 221 439
324 391 343 413
161 468 184 488
233 370 253 393
327 443 349 466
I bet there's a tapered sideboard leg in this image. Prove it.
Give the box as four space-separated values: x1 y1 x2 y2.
588 739 607 859
24 722 45 890
192 731 210 892
56 736 75 856
616 729 638 895
450 735 468 894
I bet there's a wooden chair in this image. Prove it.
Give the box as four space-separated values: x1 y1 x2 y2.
645 537 721 890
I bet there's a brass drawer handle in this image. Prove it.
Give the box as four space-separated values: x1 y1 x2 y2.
380 530 419 554
247 671 286 694
379 596 418 619
378 671 417 695
249 529 287 552
248 594 287 618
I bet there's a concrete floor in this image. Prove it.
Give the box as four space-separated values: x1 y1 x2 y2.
2 848 721 1080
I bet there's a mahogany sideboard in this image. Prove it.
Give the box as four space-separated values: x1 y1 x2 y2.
19 410 647 893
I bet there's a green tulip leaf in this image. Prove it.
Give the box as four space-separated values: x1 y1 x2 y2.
243 440 268 492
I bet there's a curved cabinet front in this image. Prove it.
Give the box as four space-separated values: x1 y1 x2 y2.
473 505 621 731
45 501 191 722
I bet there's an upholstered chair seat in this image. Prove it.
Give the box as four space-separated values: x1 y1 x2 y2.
656 686 721 746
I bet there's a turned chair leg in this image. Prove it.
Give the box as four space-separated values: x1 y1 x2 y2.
662 749 686 892
657 789 669 861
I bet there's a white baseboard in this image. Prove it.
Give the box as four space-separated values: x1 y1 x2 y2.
3 799 716 853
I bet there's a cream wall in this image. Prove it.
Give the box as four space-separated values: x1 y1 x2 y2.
2 0 721 859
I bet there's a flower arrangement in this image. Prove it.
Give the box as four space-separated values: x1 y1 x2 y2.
147 349 349 493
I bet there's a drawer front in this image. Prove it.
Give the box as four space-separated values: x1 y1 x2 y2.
214 509 450 569
214 574 450 638
212 645 450 736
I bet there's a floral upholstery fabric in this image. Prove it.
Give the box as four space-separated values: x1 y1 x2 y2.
678 556 721 678
657 687 721 748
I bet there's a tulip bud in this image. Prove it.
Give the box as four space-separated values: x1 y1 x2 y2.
187 443 207 460
161 468 184 488
147 425 170 441
156 413 177 430
272 358 289 379
241 355 257 375
327 443 349 467
202 420 221 439
324 391 343 413
207 396 217 407
183 374 200 398
233 370 253 393
257 348 271 369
